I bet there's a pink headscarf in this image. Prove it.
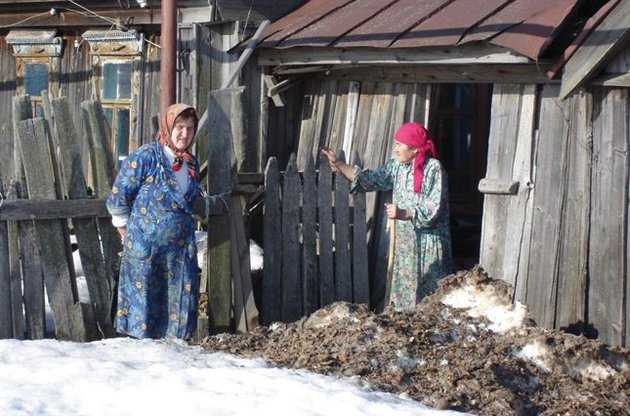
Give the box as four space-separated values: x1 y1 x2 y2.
159 103 199 178
394 122 438 193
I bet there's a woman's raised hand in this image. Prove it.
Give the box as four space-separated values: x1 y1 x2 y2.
320 147 339 171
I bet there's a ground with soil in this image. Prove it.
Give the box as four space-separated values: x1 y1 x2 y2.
199 266 629 415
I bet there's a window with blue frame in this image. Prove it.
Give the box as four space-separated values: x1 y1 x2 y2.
99 59 133 167
19 58 51 117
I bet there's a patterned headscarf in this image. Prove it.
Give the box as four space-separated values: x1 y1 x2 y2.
394 122 438 193
159 103 199 178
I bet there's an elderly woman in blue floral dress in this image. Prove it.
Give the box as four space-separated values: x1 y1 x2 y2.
107 103 201 339
321 122 453 310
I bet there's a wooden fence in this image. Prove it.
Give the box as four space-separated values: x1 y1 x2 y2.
0 90 263 341
0 95 121 341
261 152 369 325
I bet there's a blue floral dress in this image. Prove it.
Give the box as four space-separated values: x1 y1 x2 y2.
106 142 200 339
352 157 453 310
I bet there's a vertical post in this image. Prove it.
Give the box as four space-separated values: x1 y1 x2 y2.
160 0 177 115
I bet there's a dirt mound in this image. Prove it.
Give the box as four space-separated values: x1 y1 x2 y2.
199 266 629 415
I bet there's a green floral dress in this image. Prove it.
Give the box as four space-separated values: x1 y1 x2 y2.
352 157 453 310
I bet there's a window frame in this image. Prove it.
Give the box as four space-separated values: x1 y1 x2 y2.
83 30 144 165
8 30 62 116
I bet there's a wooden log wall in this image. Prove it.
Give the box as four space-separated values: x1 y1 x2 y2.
479 84 630 347
262 153 368 325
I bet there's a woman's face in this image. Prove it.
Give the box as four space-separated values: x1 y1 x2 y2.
170 117 196 151
394 140 417 164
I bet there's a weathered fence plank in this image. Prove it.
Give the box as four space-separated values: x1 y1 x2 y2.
352 188 369 305
318 161 334 307
281 155 302 322
17 118 91 341
81 100 122 312
206 88 238 334
334 153 351 302
0 180 12 338
12 96 45 340
262 157 281 325
230 189 260 332
52 97 113 336
302 155 318 315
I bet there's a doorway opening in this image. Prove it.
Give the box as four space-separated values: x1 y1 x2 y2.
429 83 491 270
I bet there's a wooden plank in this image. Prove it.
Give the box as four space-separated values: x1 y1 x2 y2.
560 0 630 99
500 84 536 295
6 184 25 340
81 100 122 316
352 188 369 305
19 211 46 340
0 199 110 221
326 82 349 154
230 192 260 332
206 89 236 334
257 44 531 67
52 97 111 336
318 161 334 307
221 21 270 90
17 118 88 341
555 91 592 333
297 79 329 170
302 154 318 315
277 64 556 85
588 87 627 345
262 157 281 325
80 101 115 195
477 178 519 195
334 152 351 302
525 84 569 329
12 96 43 340
0 179 12 338
281 155 302 322
479 84 522 281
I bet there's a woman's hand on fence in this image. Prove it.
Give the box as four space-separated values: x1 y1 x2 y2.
320 147 339 171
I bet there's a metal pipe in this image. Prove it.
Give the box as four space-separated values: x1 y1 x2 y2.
160 0 177 115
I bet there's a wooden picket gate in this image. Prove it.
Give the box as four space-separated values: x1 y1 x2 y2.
261 153 369 325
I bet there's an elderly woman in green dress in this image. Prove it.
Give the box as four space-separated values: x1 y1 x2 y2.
321 122 453 310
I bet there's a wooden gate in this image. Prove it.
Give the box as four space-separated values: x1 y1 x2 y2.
261 152 369 325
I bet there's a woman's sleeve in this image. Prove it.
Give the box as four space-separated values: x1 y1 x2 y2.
410 159 446 229
106 149 150 218
350 159 396 192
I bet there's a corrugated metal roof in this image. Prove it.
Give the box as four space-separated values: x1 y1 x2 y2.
257 0 582 60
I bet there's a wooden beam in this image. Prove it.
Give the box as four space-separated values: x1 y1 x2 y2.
0 6 211 28
304 64 556 84
559 0 630 99
258 45 534 66
0 199 109 221
478 178 520 195
591 72 630 87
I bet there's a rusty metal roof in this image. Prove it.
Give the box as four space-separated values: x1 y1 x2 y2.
257 0 582 60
